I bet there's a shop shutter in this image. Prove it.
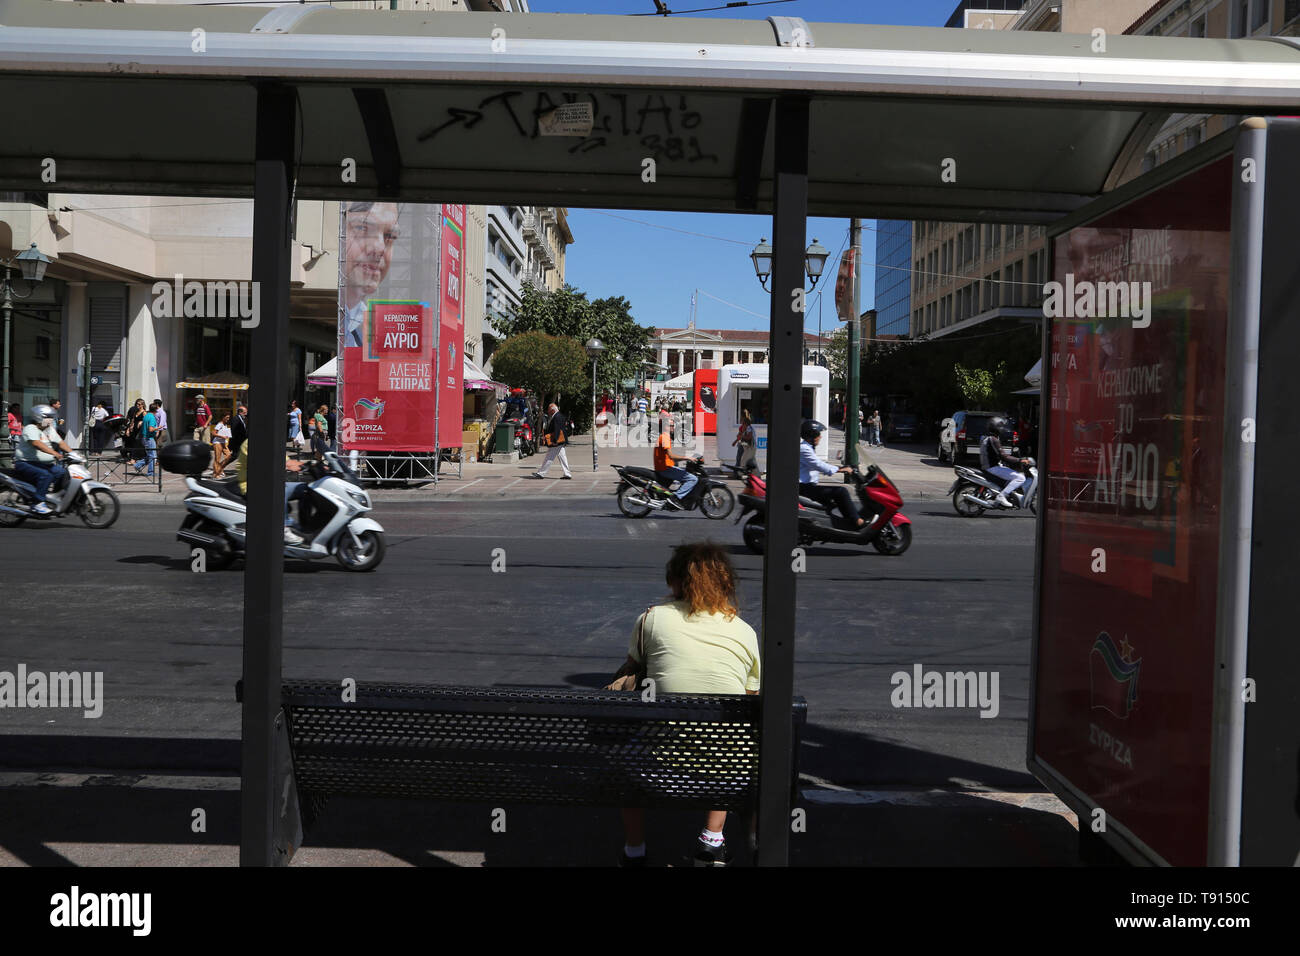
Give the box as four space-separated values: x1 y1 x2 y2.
89 297 124 372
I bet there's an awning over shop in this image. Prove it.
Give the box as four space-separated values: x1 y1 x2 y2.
306 356 336 387
174 372 250 391
663 372 694 391
464 356 507 398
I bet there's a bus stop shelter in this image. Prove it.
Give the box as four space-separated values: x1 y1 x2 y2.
2 0 1298 865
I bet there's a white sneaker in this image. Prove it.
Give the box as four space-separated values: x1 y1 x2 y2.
283 526 304 545
32 502 53 515
995 494 1013 508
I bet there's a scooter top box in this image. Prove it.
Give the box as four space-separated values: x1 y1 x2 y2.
158 439 211 476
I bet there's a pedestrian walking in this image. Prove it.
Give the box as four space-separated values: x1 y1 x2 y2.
211 414 232 477
193 393 212 442
529 403 572 479
133 401 159 477
870 410 884 447
152 398 169 446
311 404 330 460
125 398 147 467
606 542 760 867
288 400 304 451
90 401 109 453
731 408 756 469
229 404 249 459
6 402 21 458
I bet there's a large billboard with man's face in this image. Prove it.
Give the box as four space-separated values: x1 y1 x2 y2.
338 202 463 451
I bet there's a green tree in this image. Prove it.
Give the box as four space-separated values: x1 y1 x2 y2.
954 362 1005 409
489 331 588 414
494 283 655 428
826 326 850 389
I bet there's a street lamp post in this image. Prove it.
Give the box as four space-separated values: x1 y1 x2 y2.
585 337 604 472
2 242 53 418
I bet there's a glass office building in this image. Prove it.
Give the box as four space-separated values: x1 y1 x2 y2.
873 220 912 336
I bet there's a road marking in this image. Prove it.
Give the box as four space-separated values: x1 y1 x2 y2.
497 478 524 495
586 479 601 493
445 478 483 495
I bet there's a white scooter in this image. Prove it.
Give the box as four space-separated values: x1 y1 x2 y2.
176 451 385 571
950 458 1039 517
0 452 120 528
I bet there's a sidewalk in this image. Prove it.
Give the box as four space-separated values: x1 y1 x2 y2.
105 429 958 505
0 771 1079 866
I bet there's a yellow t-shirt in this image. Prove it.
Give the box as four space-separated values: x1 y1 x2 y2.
629 600 760 695
236 442 249 495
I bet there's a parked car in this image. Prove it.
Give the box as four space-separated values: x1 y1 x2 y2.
885 412 919 441
937 410 1020 463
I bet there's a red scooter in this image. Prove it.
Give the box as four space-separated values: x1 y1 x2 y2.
731 462 912 556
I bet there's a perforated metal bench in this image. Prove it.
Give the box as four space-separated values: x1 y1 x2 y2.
237 680 807 857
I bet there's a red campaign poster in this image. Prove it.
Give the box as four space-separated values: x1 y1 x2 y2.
438 204 465 448
1034 157 1232 865
342 300 434 450
338 202 462 452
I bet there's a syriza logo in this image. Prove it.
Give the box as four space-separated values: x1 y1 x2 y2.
353 397 385 421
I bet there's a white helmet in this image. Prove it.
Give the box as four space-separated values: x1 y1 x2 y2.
27 404 56 428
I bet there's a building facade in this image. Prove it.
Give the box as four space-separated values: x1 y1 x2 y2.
872 220 913 337
0 0 560 443
1122 0 1300 179
908 0 1151 339
650 327 830 377
484 204 573 362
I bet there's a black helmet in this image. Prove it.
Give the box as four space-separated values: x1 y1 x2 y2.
985 415 1008 436
800 420 826 443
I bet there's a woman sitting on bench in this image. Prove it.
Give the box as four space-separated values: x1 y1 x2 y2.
606 541 760 867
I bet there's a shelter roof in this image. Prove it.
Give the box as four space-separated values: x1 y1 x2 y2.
3 0 1298 221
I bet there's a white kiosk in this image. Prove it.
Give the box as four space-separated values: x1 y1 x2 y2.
716 363 830 471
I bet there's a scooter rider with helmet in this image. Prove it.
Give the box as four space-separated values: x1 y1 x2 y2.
979 415 1030 509
799 420 865 529
14 404 73 515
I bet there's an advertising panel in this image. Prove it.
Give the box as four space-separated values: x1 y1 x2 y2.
1034 157 1232 865
439 204 466 448
693 368 717 435
834 248 856 322
338 202 462 452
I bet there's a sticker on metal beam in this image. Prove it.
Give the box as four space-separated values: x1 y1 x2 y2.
768 16 814 48
251 5 324 34
537 102 594 137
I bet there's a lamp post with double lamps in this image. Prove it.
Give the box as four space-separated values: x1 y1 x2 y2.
2 242 53 423
585 337 604 472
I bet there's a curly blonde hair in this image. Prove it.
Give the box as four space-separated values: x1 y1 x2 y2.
666 542 738 620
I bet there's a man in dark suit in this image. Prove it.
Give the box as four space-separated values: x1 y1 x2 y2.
229 404 249 459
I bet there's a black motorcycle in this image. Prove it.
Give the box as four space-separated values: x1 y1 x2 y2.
613 457 735 519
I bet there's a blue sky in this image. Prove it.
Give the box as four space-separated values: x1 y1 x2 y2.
530 0 960 333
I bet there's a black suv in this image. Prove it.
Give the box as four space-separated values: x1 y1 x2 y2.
937 410 1020 463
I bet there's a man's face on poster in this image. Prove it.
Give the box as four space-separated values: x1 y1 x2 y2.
344 203 400 308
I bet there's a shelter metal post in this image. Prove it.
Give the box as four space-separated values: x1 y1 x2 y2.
240 83 297 866
756 95 809 867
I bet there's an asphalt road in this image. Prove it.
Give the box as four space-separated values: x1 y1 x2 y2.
0 489 1039 790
